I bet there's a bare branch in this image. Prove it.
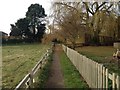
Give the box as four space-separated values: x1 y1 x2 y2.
96 2 107 12
55 2 79 12
83 2 94 15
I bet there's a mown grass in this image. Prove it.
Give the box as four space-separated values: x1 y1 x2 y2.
75 46 120 75
2 43 50 88
60 52 89 88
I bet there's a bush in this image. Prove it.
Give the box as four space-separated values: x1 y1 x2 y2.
2 38 40 45
2 38 24 44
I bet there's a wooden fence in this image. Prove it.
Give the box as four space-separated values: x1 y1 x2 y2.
14 48 52 90
62 45 120 89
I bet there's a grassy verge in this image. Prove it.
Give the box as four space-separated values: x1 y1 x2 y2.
38 53 53 88
60 51 89 88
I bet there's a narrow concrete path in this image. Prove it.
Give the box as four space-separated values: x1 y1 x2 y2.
45 44 64 88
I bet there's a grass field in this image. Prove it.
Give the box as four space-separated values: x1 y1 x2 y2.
75 46 120 75
2 43 50 88
60 51 88 88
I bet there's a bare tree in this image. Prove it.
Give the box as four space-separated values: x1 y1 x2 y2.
50 1 118 46
52 2 86 49
83 2 115 44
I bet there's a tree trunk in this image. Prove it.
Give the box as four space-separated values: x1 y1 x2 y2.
72 41 76 50
118 16 120 41
92 31 100 45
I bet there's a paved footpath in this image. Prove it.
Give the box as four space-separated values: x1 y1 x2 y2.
45 44 64 88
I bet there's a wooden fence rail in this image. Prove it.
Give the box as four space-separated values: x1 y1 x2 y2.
14 48 52 90
62 45 120 89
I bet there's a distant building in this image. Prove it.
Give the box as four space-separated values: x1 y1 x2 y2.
0 31 8 39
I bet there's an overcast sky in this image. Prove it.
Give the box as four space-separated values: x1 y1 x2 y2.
0 0 52 35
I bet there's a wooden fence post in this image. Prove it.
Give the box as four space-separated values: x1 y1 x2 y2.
96 62 98 88
103 66 105 88
93 61 95 88
112 73 115 89
99 64 103 88
116 75 120 90
106 69 108 90
25 81 30 89
47 50 49 57
90 60 92 88
98 63 100 88
30 72 34 88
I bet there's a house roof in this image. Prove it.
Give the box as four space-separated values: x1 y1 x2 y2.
0 31 8 36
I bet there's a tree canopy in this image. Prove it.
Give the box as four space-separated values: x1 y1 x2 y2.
50 1 119 46
10 3 47 42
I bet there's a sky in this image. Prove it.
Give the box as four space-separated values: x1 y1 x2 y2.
0 0 119 35
0 0 52 35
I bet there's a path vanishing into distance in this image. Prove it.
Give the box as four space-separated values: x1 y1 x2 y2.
45 44 65 88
